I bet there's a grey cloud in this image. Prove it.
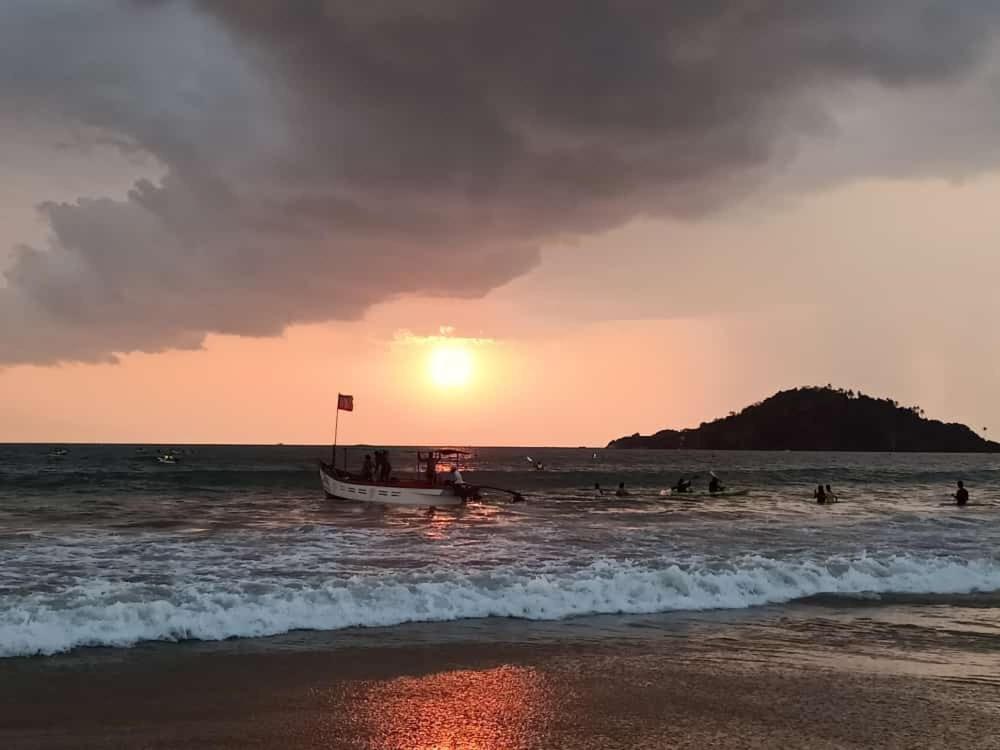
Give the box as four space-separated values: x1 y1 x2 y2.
2 1 1000 364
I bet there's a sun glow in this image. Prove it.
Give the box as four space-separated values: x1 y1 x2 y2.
428 344 473 388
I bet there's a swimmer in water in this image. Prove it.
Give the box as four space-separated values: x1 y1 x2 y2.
955 480 969 506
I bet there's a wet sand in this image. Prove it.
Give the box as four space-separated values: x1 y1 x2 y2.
3 615 1000 749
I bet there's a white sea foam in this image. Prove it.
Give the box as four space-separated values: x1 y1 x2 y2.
3 554 1000 657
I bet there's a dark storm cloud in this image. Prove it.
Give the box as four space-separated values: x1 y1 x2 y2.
2 1 1000 364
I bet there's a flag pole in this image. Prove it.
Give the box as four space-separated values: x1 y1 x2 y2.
332 400 340 465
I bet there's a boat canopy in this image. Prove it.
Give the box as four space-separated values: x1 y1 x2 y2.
416 448 474 472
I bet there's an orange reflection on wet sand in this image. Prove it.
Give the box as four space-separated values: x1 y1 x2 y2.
349 665 553 750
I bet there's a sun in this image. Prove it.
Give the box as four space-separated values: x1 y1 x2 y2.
428 344 473 388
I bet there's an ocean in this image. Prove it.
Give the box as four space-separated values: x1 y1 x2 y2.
2 444 999 659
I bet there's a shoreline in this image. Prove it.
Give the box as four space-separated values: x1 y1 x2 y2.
3 608 999 749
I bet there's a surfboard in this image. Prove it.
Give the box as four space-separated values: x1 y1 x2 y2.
709 489 750 498
661 489 750 498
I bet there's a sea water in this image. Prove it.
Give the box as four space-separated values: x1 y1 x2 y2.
1 445 999 657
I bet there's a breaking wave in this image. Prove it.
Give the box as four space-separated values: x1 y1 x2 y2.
3 554 1000 657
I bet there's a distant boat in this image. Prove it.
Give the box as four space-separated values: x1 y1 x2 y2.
156 453 179 464
47 448 69 458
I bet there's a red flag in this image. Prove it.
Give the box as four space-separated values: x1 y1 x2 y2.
337 393 354 412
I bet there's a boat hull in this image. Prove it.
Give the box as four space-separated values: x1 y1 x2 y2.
319 462 465 507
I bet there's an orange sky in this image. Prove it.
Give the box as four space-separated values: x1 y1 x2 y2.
2 175 998 446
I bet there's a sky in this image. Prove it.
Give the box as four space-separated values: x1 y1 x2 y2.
2 1 999 446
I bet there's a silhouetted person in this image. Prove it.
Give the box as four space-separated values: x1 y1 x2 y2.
373 450 384 480
815 484 827 505
955 480 969 506
594 482 604 496
616 482 629 497
361 454 374 482
380 451 392 482
424 455 436 484
673 477 692 493
708 474 724 494
442 465 464 486
825 484 837 503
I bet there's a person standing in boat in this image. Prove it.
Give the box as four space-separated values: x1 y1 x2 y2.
380 450 392 482
814 484 827 504
421 453 437 484
361 454 374 482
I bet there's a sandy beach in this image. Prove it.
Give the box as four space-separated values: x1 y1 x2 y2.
3 608 999 750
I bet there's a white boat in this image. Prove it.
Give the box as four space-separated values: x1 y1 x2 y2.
319 448 528 508
319 462 472 507
319 449 480 508
320 396 524 508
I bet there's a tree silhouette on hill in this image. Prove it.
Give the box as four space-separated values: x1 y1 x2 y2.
607 386 999 452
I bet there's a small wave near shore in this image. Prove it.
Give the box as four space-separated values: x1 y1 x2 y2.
4 553 1000 657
